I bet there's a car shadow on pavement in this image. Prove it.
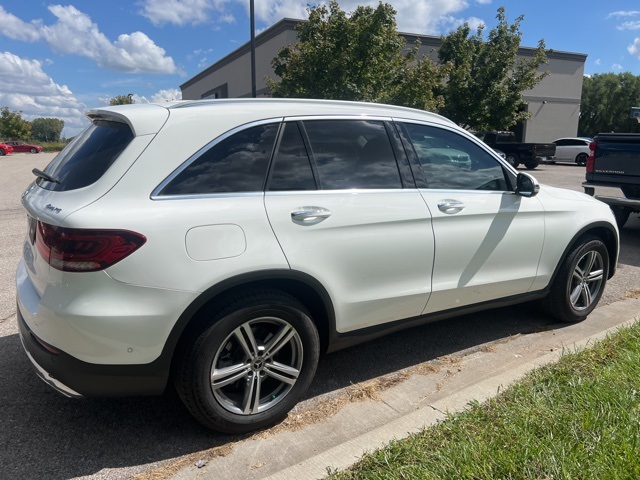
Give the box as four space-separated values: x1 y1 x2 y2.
0 304 561 479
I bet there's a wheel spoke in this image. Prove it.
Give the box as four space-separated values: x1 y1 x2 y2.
569 284 583 306
583 251 597 274
211 363 250 390
580 283 593 307
264 324 296 358
241 372 261 414
233 323 259 359
264 361 300 385
586 269 603 283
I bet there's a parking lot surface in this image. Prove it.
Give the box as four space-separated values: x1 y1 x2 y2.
1 155 639 479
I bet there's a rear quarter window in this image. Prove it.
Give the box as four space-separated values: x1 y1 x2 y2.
38 120 134 191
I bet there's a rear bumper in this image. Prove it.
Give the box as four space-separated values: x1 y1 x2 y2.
17 307 170 397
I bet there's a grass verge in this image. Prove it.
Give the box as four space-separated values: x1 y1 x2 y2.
330 321 640 479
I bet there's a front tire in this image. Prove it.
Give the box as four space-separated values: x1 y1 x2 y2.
541 236 609 323
524 162 538 170
173 290 320 433
30 148 38 154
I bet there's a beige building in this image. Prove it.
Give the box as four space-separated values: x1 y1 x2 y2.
180 19 587 142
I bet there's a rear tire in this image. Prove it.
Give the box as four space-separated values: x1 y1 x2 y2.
0 149 5 156
173 290 320 433
576 153 588 166
524 162 538 170
505 154 519 168
541 236 608 323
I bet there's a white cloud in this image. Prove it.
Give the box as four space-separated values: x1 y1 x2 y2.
628 38 640 59
140 0 216 26
0 52 88 137
594 58 601 66
607 11 640 19
0 6 41 42
611 63 624 70
0 5 178 74
617 21 640 31
131 88 183 103
138 0 475 35
476 0 492 4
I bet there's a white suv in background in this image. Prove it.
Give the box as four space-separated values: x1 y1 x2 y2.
551 137 593 165
16 99 618 433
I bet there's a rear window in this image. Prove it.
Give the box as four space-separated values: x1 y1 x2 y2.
37 120 134 191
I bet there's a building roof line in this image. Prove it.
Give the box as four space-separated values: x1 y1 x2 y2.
180 18 587 90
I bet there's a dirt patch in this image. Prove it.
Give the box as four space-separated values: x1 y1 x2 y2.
131 444 234 480
625 289 640 299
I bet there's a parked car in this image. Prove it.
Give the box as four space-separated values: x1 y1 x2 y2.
552 137 592 165
17 99 619 434
5 140 43 153
0 142 14 156
475 131 556 169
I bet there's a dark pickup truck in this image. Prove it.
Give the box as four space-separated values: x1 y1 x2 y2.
583 133 640 228
476 131 556 170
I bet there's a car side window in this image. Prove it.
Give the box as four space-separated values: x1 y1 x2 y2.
268 122 317 191
402 123 509 191
160 123 278 195
302 120 402 189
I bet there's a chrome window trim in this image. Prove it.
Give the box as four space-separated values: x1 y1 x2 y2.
151 192 264 201
151 117 283 199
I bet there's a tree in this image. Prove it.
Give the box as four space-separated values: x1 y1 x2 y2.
578 73 640 136
0 107 31 140
109 94 133 105
267 1 444 111
31 117 65 142
438 7 548 131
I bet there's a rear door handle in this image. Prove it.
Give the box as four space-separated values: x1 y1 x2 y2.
437 200 465 214
291 207 332 225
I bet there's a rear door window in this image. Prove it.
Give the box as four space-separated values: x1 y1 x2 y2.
160 123 278 195
38 120 134 191
301 120 402 190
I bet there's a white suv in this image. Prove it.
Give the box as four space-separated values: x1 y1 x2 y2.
16 99 618 433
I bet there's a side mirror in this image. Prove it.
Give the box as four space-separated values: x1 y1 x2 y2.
515 172 540 198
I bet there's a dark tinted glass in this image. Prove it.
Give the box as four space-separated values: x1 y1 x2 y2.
268 123 316 191
303 120 402 189
403 123 508 191
39 120 134 191
161 124 278 195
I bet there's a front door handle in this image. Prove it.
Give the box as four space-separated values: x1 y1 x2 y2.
291 207 332 225
437 200 465 214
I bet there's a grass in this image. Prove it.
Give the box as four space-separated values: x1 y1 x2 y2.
330 321 640 479
40 141 67 152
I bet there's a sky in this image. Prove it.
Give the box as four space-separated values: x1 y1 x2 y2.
1 0 640 137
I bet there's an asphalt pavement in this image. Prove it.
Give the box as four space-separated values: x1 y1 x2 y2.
0 155 639 480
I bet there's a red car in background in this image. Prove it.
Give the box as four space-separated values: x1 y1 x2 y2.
0 143 14 156
4 140 43 153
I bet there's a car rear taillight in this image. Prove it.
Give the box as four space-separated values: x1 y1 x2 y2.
35 221 146 272
586 141 596 173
